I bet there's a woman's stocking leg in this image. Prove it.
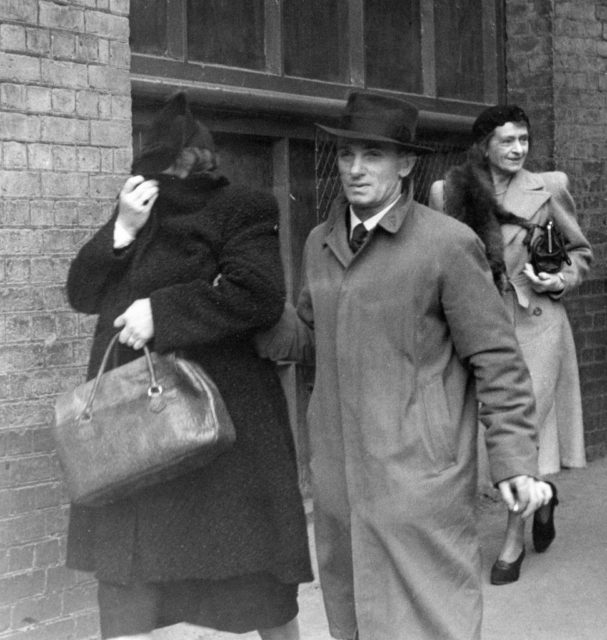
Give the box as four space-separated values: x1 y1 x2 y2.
498 510 525 562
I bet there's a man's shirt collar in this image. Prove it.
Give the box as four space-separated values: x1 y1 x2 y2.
349 196 401 237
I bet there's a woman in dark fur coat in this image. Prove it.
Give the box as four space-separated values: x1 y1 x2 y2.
65 92 312 639
429 105 592 586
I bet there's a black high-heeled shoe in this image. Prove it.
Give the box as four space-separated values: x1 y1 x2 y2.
533 480 559 553
490 547 526 585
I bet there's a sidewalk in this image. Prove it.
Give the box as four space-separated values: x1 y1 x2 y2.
480 455 607 640
155 455 607 640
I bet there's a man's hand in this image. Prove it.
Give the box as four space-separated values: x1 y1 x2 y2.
497 475 553 519
117 175 159 237
114 298 154 350
522 263 565 294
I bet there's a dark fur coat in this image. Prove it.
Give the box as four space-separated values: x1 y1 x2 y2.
443 161 532 293
65 173 313 587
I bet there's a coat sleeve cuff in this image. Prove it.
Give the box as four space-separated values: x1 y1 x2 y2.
489 454 539 486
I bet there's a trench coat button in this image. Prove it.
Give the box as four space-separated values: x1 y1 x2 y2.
532 307 542 316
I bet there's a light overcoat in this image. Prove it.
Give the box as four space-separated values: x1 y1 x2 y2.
259 189 539 640
430 169 592 474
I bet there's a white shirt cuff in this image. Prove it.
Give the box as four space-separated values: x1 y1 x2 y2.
113 220 136 249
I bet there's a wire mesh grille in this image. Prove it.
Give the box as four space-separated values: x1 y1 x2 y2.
314 129 468 221
314 131 342 224
413 143 468 206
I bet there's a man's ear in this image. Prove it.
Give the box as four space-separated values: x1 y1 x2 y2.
398 154 418 178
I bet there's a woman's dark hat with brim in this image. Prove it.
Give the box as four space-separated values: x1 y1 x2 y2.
131 91 215 175
317 91 433 154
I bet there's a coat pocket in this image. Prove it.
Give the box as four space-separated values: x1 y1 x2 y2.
421 376 456 472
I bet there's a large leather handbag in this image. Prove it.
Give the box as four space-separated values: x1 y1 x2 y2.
529 218 572 274
53 333 236 507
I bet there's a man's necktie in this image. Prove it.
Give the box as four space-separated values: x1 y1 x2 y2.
349 223 368 253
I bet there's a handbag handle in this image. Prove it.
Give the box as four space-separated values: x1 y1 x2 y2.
546 219 554 253
80 333 162 421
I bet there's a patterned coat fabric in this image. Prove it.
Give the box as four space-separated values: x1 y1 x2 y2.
257 189 539 640
430 169 593 474
65 174 313 587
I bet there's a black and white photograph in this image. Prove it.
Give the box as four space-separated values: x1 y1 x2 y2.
0 2 606 639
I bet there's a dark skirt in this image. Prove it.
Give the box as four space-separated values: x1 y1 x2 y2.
98 572 299 638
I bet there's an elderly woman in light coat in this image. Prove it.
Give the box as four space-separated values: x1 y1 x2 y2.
429 104 592 585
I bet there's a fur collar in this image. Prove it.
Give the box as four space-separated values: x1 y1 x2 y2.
150 172 230 215
444 162 533 293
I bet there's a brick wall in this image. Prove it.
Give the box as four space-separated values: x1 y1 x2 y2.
505 0 607 459
0 1 131 638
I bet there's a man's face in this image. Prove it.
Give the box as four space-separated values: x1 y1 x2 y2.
337 141 416 219
486 122 529 177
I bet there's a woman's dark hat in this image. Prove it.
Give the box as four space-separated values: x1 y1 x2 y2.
131 91 215 175
472 104 531 142
317 91 433 154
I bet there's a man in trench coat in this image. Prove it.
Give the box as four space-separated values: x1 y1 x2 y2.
257 91 551 640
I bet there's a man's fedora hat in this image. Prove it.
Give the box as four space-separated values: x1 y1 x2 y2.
317 91 433 154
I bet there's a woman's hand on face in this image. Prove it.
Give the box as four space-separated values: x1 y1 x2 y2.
117 175 159 236
522 263 565 293
114 298 154 350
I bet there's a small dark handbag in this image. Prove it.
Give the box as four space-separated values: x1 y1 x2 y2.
529 219 572 274
53 333 236 507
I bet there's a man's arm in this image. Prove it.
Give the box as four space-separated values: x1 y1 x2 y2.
255 244 316 364
255 300 315 364
439 228 547 514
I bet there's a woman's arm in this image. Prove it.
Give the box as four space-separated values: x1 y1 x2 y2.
66 214 135 314
67 178 158 314
151 189 287 353
542 171 593 296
